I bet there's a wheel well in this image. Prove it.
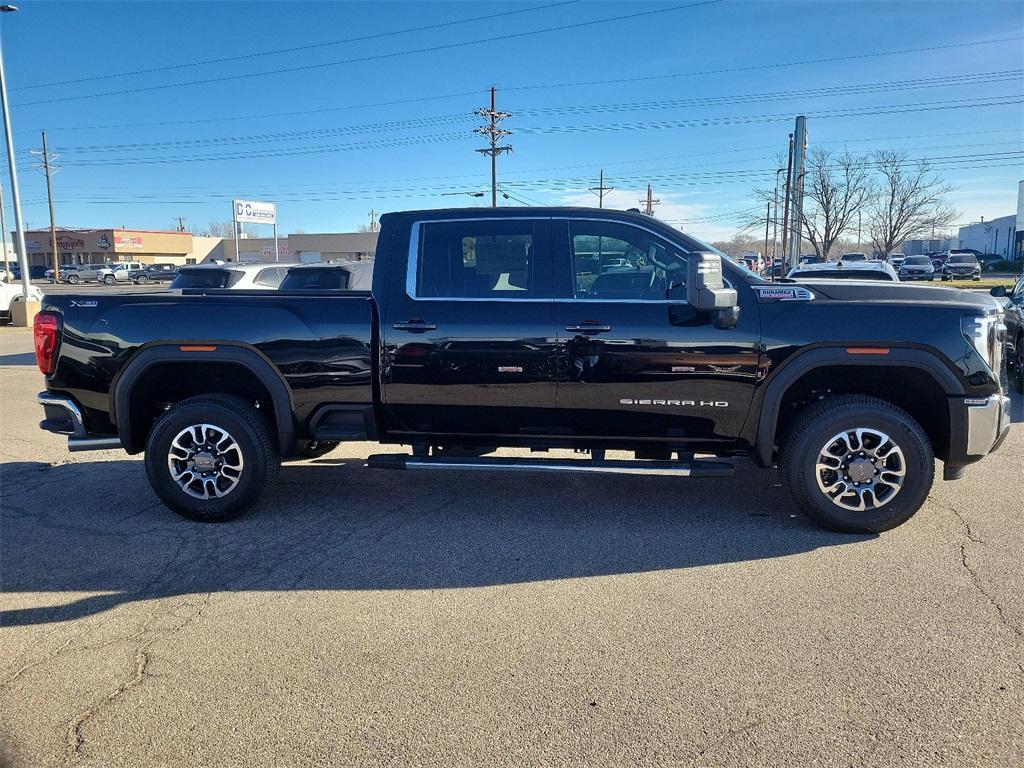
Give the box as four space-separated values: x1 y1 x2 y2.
123 361 278 453
774 365 950 461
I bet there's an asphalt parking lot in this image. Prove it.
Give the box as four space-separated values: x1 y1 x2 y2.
1 327 1022 768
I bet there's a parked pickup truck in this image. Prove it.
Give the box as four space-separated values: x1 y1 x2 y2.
34 208 1010 533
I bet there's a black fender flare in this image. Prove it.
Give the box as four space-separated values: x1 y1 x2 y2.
110 342 296 455
752 346 965 466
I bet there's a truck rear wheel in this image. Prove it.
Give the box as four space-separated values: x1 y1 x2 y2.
144 395 279 522
781 395 934 533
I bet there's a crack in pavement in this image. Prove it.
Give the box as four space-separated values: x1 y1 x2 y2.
63 592 212 763
689 720 761 764
939 501 1024 676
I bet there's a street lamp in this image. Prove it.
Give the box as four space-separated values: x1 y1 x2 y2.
0 3 34 321
440 191 485 198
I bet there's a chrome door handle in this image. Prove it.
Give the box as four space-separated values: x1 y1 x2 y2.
565 323 611 334
393 320 437 332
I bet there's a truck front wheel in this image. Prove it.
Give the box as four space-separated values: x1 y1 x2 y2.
781 395 934 533
144 395 279 522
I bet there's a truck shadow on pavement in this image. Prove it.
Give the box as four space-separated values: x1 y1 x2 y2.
0 456 869 627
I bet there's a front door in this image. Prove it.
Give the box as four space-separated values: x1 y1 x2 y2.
381 216 561 439
551 217 762 444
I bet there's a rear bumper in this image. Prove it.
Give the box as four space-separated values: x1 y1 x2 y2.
37 392 123 452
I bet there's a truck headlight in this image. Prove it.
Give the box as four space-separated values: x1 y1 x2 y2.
961 313 1004 372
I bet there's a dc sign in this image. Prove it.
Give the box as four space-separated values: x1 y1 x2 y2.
233 199 276 225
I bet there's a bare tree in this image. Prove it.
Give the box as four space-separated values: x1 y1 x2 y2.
196 221 235 238
799 148 873 259
868 151 958 256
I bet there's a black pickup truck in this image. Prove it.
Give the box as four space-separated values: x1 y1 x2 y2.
34 208 1010 533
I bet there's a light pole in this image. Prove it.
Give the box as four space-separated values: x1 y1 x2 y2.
773 167 785 259
0 4 33 319
440 191 485 200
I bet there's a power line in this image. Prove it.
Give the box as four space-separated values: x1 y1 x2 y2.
13 1 724 108
513 70 1024 116
33 69 1020 156
12 1 584 92
501 35 1024 94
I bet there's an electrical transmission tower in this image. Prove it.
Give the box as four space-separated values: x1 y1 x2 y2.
474 86 512 208
367 209 379 232
28 130 61 282
175 216 187 232
588 169 614 208
640 184 660 216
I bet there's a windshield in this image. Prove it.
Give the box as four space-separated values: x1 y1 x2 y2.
947 254 978 264
904 257 931 265
689 237 760 280
840 253 867 261
170 269 241 289
791 269 893 281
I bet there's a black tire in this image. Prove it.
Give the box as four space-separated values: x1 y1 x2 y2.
144 394 279 522
103 274 116 285
781 395 934 533
66 273 80 284
289 440 339 460
136 274 150 284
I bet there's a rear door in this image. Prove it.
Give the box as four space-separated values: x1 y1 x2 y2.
551 216 762 444
381 216 560 438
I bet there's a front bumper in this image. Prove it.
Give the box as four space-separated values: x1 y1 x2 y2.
38 392 123 452
964 393 1011 457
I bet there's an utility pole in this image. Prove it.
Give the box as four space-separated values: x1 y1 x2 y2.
29 130 60 282
0 181 9 282
175 216 187 232
785 116 808 273
640 184 660 216
763 202 771 260
858 209 862 248
780 133 794 268
367 209 378 232
773 167 785 260
474 86 512 208
588 169 613 208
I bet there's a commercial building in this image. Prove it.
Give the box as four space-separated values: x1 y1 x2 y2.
13 228 221 269
10 228 379 268
956 214 1017 259
203 231 378 263
901 238 956 256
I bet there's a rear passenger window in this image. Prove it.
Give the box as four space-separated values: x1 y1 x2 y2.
415 220 548 298
254 267 287 288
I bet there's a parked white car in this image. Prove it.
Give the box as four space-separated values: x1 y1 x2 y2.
0 280 44 323
169 262 299 291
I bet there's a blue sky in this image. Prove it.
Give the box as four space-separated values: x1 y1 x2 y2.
2 0 1022 241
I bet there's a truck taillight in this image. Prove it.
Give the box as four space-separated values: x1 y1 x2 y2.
34 312 61 375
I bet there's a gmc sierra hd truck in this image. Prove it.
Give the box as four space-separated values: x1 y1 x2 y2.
34 208 1010 533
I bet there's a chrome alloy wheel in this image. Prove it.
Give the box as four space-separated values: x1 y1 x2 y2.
167 424 244 499
814 428 906 512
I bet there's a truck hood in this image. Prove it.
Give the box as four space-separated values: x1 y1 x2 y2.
787 280 1000 312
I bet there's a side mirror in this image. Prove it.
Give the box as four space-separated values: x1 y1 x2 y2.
687 253 737 311
989 285 1006 298
687 252 738 328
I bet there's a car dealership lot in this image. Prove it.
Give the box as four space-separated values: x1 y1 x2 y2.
1 328 1021 768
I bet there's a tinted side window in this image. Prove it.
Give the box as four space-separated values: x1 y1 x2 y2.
416 219 546 298
281 269 348 290
171 270 231 289
568 220 687 300
254 267 287 288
